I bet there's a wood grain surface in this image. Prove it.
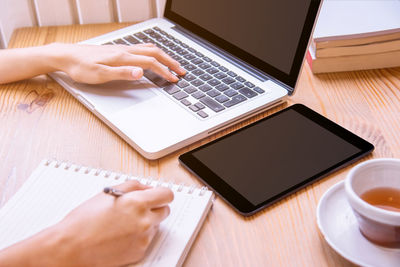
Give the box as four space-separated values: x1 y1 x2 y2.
1 23 400 267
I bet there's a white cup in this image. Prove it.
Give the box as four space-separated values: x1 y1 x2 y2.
345 158 400 248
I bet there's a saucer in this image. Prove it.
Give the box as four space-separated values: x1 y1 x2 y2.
317 181 400 267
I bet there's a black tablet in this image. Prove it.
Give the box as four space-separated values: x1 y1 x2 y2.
179 104 374 216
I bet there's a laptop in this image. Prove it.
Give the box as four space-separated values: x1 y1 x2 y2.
50 0 322 159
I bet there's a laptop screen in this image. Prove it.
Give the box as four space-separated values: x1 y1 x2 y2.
165 0 321 90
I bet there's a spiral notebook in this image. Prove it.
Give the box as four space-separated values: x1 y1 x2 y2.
0 160 214 266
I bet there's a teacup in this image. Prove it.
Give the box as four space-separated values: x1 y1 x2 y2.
345 158 400 248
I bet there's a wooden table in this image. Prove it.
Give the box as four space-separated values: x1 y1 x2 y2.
1 23 400 266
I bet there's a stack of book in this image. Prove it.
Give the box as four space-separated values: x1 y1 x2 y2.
307 0 400 74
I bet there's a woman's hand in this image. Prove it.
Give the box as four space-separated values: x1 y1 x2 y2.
57 180 174 266
49 43 186 84
0 43 186 84
0 181 174 266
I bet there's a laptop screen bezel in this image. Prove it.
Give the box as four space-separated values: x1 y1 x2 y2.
164 0 322 91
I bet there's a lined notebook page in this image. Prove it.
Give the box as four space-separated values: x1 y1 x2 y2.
0 160 214 267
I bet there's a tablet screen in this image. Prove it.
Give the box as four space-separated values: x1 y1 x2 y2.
179 104 374 215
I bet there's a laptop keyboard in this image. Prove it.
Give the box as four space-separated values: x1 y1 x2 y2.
104 27 267 119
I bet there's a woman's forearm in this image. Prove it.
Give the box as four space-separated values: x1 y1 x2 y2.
0 181 173 266
0 44 59 84
0 225 69 266
0 42 185 85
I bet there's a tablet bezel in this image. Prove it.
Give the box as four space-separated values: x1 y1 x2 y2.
179 104 374 216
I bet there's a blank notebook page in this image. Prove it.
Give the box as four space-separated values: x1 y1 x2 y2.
0 160 214 267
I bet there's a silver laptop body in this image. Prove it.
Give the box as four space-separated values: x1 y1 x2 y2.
50 0 322 159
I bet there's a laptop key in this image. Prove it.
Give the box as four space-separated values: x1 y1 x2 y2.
244 81 255 88
177 80 190 88
144 70 169 87
239 87 258 98
134 32 147 39
168 51 177 57
184 86 197 94
167 42 176 48
114 38 127 45
203 56 212 62
144 29 154 34
191 58 204 65
184 74 196 81
227 71 237 77
200 97 225 112
178 59 189 66
214 72 227 79
194 102 205 109
206 68 219 74
184 54 196 60
172 55 181 61
215 95 230 103
207 90 220 97
149 32 161 39
181 99 191 106
223 95 247 108
143 38 154 44
199 63 211 69
199 84 212 92
192 69 205 76
172 46 181 52
173 91 189 100
211 61 220 67
195 52 204 57
218 66 228 72
199 74 212 81
156 36 166 42
123 35 140 44
197 110 209 118
224 89 238 97
163 84 180 95
184 64 196 71
178 50 188 55
191 79 204 87
231 82 244 90
189 105 200 112
188 47 196 53
236 76 246 82
253 86 265 94
222 77 235 84
216 84 229 92
192 91 206 99
208 79 221 86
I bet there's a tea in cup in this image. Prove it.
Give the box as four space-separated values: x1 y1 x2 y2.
345 158 400 248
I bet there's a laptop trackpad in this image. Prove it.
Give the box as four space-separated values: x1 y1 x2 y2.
72 79 158 114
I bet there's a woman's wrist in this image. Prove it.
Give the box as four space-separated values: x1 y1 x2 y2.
36 43 72 73
0 43 67 84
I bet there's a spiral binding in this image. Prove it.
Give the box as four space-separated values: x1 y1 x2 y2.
43 159 209 196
